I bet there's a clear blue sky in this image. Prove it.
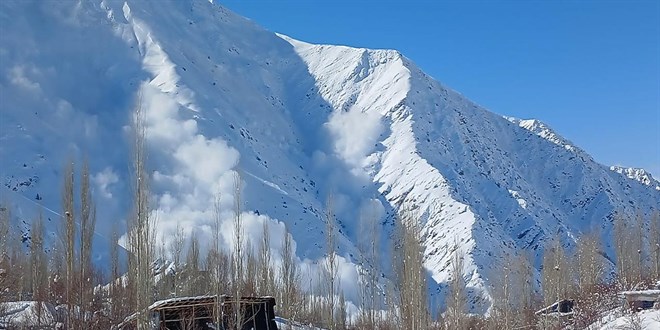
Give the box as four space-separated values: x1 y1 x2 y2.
221 0 660 177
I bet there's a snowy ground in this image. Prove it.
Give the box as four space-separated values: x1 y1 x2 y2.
0 301 61 328
588 308 660 330
275 317 326 330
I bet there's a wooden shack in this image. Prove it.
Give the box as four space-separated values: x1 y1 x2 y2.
535 299 575 316
619 290 660 312
116 295 278 330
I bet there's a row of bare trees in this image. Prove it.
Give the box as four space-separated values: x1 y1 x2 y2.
3 174 658 330
0 95 154 329
0 158 108 328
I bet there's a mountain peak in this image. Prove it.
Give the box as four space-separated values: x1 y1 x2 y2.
504 116 580 153
610 165 660 190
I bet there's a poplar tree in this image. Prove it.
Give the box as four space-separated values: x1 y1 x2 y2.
257 221 274 296
614 212 644 288
183 233 201 296
127 93 155 330
170 223 186 297
542 236 570 305
323 196 338 330
210 193 224 327
393 211 429 330
230 173 245 329
278 226 302 329
357 205 380 329
650 210 660 279
79 158 97 324
0 202 9 309
109 224 125 326
60 159 75 327
574 230 604 294
30 212 48 326
445 243 467 330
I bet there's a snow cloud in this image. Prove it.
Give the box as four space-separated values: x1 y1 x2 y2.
137 81 243 252
173 135 239 185
326 108 383 173
8 64 42 94
93 167 119 199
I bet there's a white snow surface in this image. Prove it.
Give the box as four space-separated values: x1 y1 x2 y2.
1 0 659 314
588 308 660 330
610 166 660 190
0 301 60 327
275 317 325 330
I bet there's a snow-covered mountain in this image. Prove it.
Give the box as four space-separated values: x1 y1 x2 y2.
1 0 658 312
610 166 660 190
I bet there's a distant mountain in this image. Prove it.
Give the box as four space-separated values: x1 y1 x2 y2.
1 0 658 312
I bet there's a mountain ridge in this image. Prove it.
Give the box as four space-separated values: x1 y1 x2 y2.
1 0 658 313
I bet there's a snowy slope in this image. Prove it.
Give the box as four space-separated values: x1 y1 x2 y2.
610 166 660 190
1 0 659 313
587 308 660 330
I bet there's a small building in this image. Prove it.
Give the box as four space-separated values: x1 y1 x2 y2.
619 290 660 312
116 295 278 330
535 299 574 329
535 299 575 316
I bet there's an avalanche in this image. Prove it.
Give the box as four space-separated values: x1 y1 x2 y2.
1 0 658 315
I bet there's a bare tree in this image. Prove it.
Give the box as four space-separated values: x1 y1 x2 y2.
7 229 28 301
30 212 48 326
650 210 660 279
392 210 429 330
0 200 9 259
49 239 66 309
257 221 275 296
614 211 650 288
168 222 186 298
207 193 227 328
574 230 604 294
488 254 514 330
0 201 10 309
542 236 570 305
337 289 347 330
486 250 535 330
230 172 246 329
632 213 645 284
515 251 536 327
60 159 76 327
127 92 155 330
444 242 467 330
571 228 610 329
613 211 643 289
383 279 400 329
357 204 380 329
244 240 258 296
183 232 202 296
323 196 338 330
79 157 97 324
109 224 123 326
278 226 303 329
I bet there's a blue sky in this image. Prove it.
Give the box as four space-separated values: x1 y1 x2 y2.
221 0 660 177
